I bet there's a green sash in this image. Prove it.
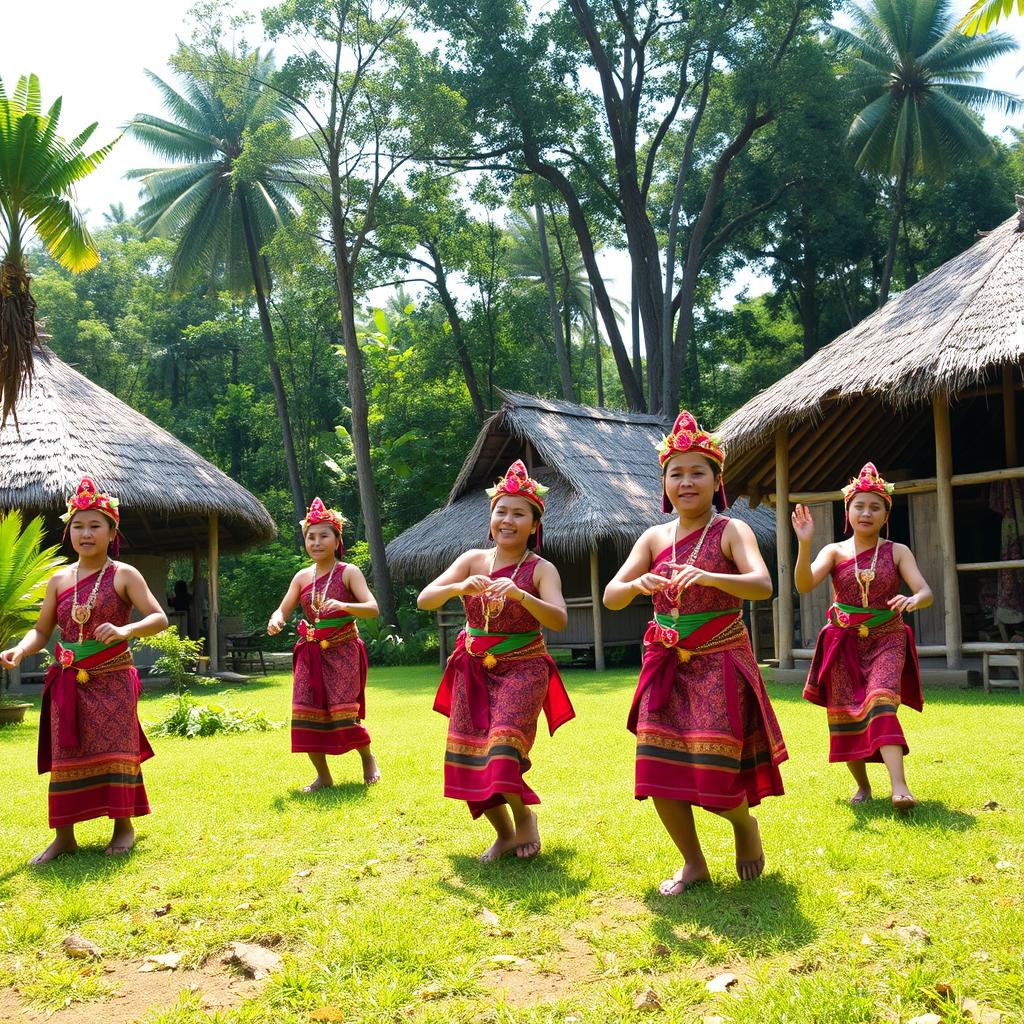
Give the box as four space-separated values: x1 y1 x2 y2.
831 602 896 629
56 634 117 660
465 626 541 655
654 609 740 635
315 615 355 629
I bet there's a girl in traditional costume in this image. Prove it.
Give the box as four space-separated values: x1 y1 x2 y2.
792 463 931 809
604 413 787 895
268 498 381 790
418 460 573 861
1 478 168 863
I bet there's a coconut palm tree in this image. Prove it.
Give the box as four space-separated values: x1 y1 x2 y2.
835 0 1020 306
127 51 308 523
0 74 116 425
958 0 1024 35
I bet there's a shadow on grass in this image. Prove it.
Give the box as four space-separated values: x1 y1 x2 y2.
0 839 144 890
271 780 371 811
438 845 589 913
644 872 816 955
845 797 977 832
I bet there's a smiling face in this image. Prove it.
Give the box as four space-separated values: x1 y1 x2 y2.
490 495 538 549
663 453 720 517
304 523 341 560
847 493 888 537
69 510 116 557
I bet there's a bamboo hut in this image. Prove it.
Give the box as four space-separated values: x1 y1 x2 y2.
387 391 777 666
717 201 1024 680
1 346 276 676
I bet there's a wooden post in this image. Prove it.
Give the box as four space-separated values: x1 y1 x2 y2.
932 394 962 668
590 545 605 671
775 428 794 669
208 513 220 673
1003 364 1017 467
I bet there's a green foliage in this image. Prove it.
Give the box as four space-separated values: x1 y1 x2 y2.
958 0 1024 35
360 611 438 666
133 626 205 693
0 511 65 699
0 73 117 268
146 690 281 738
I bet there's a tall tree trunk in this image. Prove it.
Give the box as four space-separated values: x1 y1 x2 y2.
238 196 306 541
427 243 486 421
229 344 242 478
630 277 644 402
329 222 398 626
878 156 910 308
534 200 574 401
591 285 604 406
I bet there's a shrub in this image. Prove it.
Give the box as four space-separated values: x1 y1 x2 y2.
147 691 281 738
133 626 204 692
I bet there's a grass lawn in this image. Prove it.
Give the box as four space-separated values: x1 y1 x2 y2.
0 667 1022 1024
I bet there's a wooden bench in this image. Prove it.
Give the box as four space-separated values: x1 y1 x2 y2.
224 632 268 675
963 642 1024 694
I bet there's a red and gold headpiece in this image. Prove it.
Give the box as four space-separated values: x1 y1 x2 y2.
60 476 120 528
486 460 548 517
301 497 345 535
842 463 894 509
657 411 727 512
657 411 725 470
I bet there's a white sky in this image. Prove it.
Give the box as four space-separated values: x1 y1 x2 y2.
4 0 1023 313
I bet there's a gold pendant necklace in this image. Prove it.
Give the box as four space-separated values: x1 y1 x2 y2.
855 537 881 608
483 546 530 633
310 561 338 625
71 560 111 642
667 514 718 619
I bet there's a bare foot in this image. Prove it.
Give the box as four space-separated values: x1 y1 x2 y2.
513 810 540 859
658 862 711 895
105 823 135 856
302 777 332 793
479 834 519 863
891 790 917 811
361 753 381 785
850 785 873 805
734 815 765 881
30 836 79 865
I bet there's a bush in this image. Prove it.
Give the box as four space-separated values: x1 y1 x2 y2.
360 605 438 666
147 691 282 738
133 626 204 692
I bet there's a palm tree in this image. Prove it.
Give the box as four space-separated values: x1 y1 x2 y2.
958 0 1024 35
0 74 116 425
835 0 1020 306
127 51 308 524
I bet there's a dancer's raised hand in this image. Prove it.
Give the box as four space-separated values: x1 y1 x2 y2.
791 504 815 543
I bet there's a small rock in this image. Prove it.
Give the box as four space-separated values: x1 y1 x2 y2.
882 916 897 929
896 925 930 944
152 903 171 917
487 953 526 965
234 902 252 911
994 860 1013 871
860 933 874 946
139 951 183 972
706 972 738 993
962 997 1003 1023
479 908 501 928
62 934 101 960
633 988 662 1012
907 1015 942 1024
222 941 283 980
703 1017 726 1024
294 868 313 878
968 874 986 884
652 943 672 958
982 800 1002 811
973 950 991 962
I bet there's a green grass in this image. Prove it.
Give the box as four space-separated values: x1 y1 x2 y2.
0 669 1022 1023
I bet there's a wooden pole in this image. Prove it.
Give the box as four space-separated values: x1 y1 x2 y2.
932 394 961 668
1003 364 1017 467
775 427 794 669
590 545 605 671
208 513 220 673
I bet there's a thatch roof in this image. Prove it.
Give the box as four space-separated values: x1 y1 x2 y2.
717 205 1024 496
387 391 776 581
0 346 276 553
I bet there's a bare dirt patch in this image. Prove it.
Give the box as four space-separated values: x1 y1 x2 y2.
0 958 264 1023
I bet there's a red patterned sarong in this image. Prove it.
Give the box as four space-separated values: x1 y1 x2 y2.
39 570 153 827
631 521 787 810
291 569 371 755
433 558 574 818
804 543 923 762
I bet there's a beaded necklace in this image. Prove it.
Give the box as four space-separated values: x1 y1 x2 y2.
71 560 112 642
310 561 339 624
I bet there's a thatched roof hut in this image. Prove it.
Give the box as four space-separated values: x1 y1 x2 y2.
388 391 776 667
1 346 276 672
716 203 1024 677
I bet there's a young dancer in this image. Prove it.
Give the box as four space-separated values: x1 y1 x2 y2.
793 462 931 809
1 477 168 863
604 413 788 894
268 498 381 790
418 460 573 861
